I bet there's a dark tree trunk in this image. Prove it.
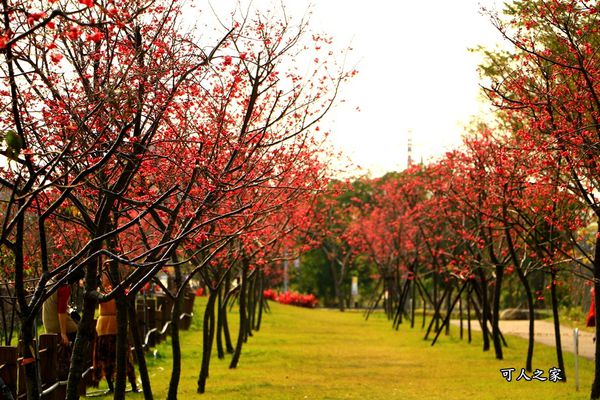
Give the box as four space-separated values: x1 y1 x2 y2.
445 285 453 336
411 276 416 329
515 266 534 372
433 273 439 331
550 270 566 382
15 208 41 399
245 274 255 340
127 301 153 399
216 285 225 359
590 226 600 399
255 270 265 332
197 289 217 393
65 297 96 399
394 268 401 320
431 280 468 346
329 257 345 312
21 320 40 399
467 285 472 343
113 295 129 399
424 285 449 340
475 269 491 351
469 290 485 333
503 209 530 367
421 284 427 329
221 281 234 354
66 259 99 400
414 277 433 330
109 254 129 399
230 259 249 369
459 289 463 340
167 265 183 400
364 280 384 321
491 264 504 360
393 279 410 330
392 281 403 329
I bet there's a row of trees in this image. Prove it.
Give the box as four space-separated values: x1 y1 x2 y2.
299 1 600 399
0 0 351 398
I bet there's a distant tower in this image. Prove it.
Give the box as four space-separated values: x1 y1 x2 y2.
407 130 413 168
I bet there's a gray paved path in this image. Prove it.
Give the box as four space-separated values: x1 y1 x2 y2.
451 319 595 360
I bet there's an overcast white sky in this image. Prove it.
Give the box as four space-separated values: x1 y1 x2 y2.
195 0 507 177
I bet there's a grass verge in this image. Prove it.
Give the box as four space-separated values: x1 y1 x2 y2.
90 299 594 399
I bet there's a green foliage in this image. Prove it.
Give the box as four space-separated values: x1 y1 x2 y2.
290 248 334 305
290 249 378 307
560 305 587 326
3 129 23 160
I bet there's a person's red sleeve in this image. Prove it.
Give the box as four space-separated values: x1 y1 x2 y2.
57 285 71 313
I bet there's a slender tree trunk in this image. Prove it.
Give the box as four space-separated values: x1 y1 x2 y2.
230 260 249 369
114 295 129 399
364 279 383 321
329 257 345 312
469 290 486 335
550 270 566 382
467 285 472 343
445 285 453 335
246 274 255 339
197 289 217 393
420 284 426 329
222 284 235 354
15 209 41 399
516 267 534 372
128 301 152 399
65 296 96 399
255 271 265 332
433 273 439 331
66 259 99 400
216 285 225 359
590 226 600 399
108 253 128 399
424 285 449 340
21 320 40 399
414 277 432 330
475 269 491 351
459 290 463 340
251 269 262 331
491 265 504 360
389 274 397 320
167 266 183 399
431 281 468 346
392 281 403 329
393 279 410 330
411 276 417 329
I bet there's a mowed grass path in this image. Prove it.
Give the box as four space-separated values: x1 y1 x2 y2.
94 300 594 399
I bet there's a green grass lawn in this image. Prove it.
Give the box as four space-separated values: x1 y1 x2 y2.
89 299 595 399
